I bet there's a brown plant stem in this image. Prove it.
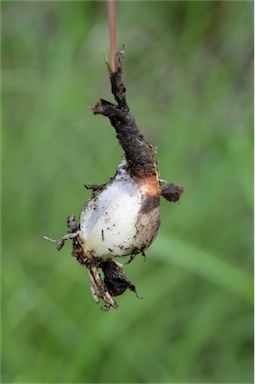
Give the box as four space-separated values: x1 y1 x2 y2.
107 0 117 73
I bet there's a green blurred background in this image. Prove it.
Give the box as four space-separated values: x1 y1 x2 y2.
2 1 253 383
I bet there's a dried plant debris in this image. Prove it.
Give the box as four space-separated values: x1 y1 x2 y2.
44 51 183 310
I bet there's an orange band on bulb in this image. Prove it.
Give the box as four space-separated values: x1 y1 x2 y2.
135 175 160 197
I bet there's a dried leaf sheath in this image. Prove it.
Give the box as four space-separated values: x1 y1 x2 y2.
92 53 157 178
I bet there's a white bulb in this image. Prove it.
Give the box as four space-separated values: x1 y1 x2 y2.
79 160 160 258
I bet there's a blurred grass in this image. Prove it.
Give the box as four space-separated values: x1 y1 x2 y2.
2 1 253 383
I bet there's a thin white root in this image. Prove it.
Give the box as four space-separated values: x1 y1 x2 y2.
61 231 80 240
87 270 100 303
43 236 57 243
43 231 80 242
43 231 80 250
86 264 117 310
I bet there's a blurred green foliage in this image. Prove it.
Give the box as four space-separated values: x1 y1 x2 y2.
2 1 253 383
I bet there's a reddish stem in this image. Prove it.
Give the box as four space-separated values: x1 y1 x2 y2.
107 0 117 73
